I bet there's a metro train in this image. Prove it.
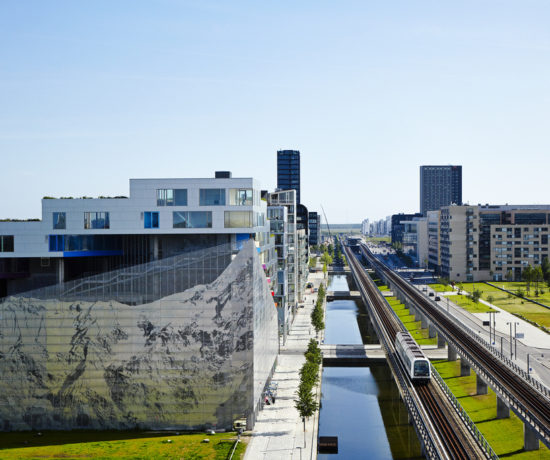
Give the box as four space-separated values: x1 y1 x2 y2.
394 331 431 384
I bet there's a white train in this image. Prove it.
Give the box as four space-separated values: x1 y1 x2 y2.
395 331 431 384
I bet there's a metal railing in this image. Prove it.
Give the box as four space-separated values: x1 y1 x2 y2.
430 364 499 460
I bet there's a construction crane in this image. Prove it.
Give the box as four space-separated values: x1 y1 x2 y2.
320 205 332 240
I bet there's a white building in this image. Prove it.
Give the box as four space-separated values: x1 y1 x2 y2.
0 172 275 296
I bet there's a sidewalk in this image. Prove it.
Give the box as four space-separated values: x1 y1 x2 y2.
244 272 325 460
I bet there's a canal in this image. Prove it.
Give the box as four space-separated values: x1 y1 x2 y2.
318 275 423 459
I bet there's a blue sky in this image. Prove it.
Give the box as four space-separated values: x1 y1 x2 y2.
2 1 549 222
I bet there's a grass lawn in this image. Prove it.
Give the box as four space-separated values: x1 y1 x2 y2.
492 281 550 306
365 236 391 243
0 431 246 459
429 283 453 292
386 297 437 345
432 360 548 458
458 283 550 329
446 294 497 314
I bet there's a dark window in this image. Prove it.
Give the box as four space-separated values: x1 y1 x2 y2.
144 211 159 229
53 212 66 229
0 235 14 252
49 235 65 252
414 360 430 376
84 212 110 229
199 189 225 205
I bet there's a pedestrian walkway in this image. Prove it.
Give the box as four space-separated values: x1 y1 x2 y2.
244 272 325 460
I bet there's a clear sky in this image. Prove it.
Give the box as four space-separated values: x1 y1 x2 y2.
2 1 549 223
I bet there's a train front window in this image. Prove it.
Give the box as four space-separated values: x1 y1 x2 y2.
414 360 429 376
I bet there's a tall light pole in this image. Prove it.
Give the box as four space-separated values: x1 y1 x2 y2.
506 321 519 359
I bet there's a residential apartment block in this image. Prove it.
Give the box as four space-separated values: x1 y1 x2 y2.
0 172 275 296
438 205 550 281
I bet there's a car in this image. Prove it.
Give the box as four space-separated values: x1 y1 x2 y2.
428 292 434 297
313 288 318 293
422 287 427 292
435 296 441 301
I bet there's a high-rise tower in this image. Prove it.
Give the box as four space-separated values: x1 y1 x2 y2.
420 165 462 215
277 150 301 204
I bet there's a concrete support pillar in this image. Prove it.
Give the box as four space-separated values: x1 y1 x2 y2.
421 315 428 329
476 374 488 395
448 344 457 361
409 306 416 318
415 310 422 322
460 358 471 376
437 334 445 348
57 258 65 284
497 396 510 419
153 236 159 260
524 424 539 451
428 324 436 338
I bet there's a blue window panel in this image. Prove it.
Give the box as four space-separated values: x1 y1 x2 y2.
144 212 160 229
49 235 65 252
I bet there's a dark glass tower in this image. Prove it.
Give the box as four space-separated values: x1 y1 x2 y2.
277 150 301 204
420 165 462 216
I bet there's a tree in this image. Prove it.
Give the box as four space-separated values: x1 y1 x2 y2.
487 294 494 305
506 269 514 282
470 289 482 304
534 266 544 293
523 265 533 293
542 257 550 282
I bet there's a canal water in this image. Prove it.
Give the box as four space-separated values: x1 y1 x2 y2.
318 275 423 459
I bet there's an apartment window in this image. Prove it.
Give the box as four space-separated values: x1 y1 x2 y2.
49 235 65 252
200 188 225 205
53 212 66 229
225 211 253 228
173 211 212 228
156 189 187 206
0 235 14 252
144 212 159 229
84 212 110 229
229 189 253 206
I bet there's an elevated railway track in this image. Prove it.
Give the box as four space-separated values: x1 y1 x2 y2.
359 242 550 450
343 243 484 459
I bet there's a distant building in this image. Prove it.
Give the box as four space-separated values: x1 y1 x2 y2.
402 217 428 267
309 212 320 246
420 165 462 216
391 213 422 244
427 210 441 272
361 219 370 235
277 150 301 204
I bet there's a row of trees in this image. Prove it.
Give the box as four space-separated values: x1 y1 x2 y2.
295 339 322 440
311 283 326 334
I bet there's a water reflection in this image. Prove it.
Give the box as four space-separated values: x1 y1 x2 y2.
319 275 423 459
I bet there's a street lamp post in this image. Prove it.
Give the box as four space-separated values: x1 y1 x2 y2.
506 321 519 359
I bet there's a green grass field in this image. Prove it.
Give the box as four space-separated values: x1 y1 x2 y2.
445 294 497 314
0 431 246 459
429 283 453 292
432 360 548 458
386 297 436 345
458 283 550 329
